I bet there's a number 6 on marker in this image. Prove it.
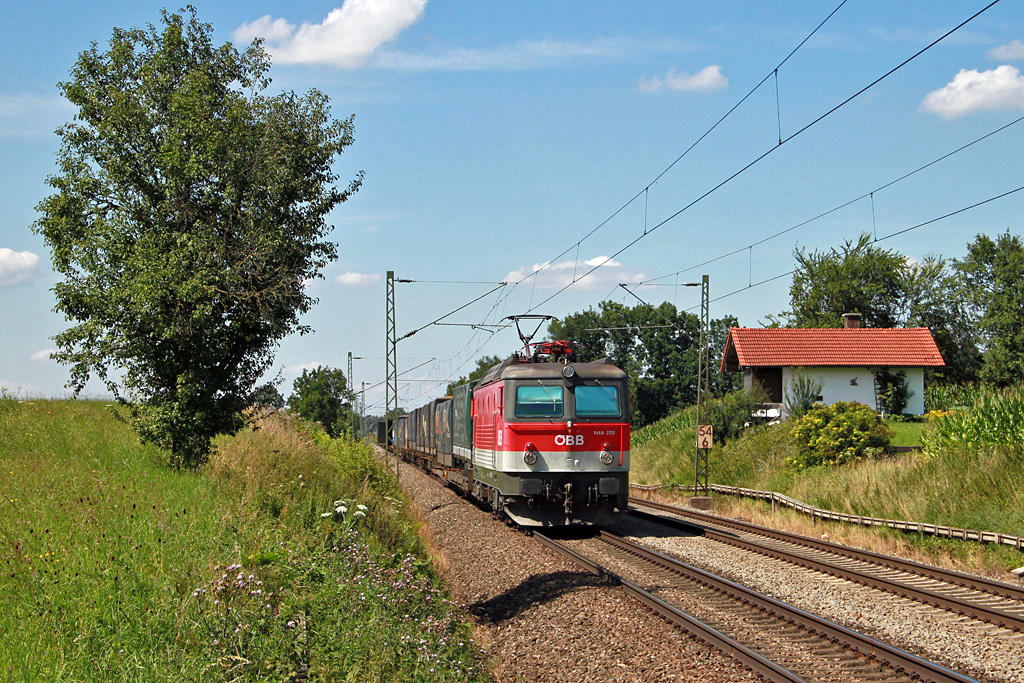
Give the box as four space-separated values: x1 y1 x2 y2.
697 424 713 450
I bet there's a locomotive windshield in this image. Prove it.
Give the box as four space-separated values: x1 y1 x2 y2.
515 384 564 418
575 383 621 418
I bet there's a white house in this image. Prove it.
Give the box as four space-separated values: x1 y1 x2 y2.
720 315 945 417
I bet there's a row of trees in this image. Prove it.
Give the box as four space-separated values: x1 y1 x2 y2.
548 302 738 426
777 231 1024 387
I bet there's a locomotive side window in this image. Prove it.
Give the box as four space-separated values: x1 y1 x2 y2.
575 384 621 418
515 384 564 418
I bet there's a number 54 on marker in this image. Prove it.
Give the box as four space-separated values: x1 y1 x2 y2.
697 424 713 450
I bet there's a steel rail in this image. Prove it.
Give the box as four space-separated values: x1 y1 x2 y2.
629 499 1024 632
533 532 809 683
631 497 1024 601
592 531 979 683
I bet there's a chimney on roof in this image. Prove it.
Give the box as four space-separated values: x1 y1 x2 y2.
842 312 862 329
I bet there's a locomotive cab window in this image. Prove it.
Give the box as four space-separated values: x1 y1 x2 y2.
515 384 564 418
575 384 621 418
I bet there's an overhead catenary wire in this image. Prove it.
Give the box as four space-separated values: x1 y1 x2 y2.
506 0 851 293
685 183 1024 312
617 283 703 333
396 282 506 341
356 357 437 395
392 279 514 406
585 325 676 331
519 0 1002 316
627 110 1024 287
397 279 506 285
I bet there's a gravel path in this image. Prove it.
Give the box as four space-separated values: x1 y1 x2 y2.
615 510 1024 683
394 458 760 683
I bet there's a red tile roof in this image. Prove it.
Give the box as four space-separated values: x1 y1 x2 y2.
721 327 945 372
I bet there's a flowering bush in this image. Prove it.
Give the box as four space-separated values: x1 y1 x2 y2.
789 401 893 469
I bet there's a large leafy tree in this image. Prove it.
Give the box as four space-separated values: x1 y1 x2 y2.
953 231 1024 387
900 254 981 384
777 233 980 383
782 233 908 329
549 301 739 427
33 9 362 466
288 366 356 438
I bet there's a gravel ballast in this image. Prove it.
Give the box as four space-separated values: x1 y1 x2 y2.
615 509 1024 683
394 459 760 683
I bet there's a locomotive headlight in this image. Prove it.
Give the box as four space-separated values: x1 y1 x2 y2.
600 442 614 465
561 365 575 379
524 442 538 466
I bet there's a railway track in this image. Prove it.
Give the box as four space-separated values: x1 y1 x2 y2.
536 529 978 683
628 498 1024 634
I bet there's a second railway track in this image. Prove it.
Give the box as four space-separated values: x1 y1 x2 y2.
537 529 979 683
628 497 1024 634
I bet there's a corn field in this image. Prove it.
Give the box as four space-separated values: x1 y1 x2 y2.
922 384 1024 454
924 382 983 411
632 407 697 448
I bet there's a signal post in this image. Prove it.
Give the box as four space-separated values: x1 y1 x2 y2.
689 274 714 510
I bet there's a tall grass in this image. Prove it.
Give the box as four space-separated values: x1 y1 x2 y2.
629 407 697 485
0 400 488 681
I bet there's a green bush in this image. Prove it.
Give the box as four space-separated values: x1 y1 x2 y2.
707 389 769 445
789 401 893 469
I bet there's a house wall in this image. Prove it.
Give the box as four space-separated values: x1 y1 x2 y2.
779 367 926 416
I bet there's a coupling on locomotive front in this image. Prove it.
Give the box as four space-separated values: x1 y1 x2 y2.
394 329 630 526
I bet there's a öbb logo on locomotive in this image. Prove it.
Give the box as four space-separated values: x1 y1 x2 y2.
387 328 630 527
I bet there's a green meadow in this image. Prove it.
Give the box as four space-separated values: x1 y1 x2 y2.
0 396 488 682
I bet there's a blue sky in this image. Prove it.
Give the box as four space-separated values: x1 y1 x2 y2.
2 0 1023 415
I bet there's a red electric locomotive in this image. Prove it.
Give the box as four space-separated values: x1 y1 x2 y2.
396 316 630 526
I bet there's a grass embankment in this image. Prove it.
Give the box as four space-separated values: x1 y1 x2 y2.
0 397 488 682
631 405 1024 575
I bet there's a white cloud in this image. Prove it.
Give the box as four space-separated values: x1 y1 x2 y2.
920 65 1024 118
0 248 40 288
988 40 1024 61
30 349 57 362
638 65 728 93
235 0 426 68
377 37 686 71
283 362 327 378
504 256 643 291
237 15 296 44
0 94 74 138
336 271 382 287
